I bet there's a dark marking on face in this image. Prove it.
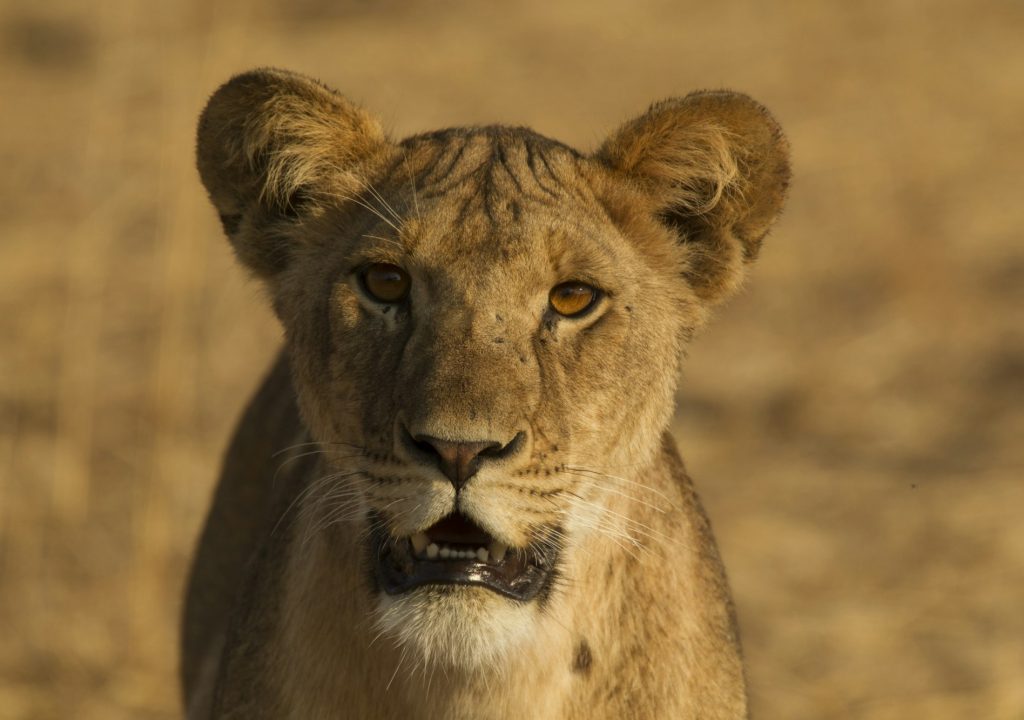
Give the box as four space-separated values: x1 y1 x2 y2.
526 142 559 198
453 193 476 229
495 142 526 196
421 134 469 186
573 640 593 675
536 148 563 191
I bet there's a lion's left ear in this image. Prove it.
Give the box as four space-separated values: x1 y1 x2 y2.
597 91 790 304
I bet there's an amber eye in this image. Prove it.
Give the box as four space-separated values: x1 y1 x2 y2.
549 281 600 317
361 263 411 303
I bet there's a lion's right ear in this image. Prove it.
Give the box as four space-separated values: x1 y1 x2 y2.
197 68 388 279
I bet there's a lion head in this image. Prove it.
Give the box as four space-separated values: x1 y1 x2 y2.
196 68 789 670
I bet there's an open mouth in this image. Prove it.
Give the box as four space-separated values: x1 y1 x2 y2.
371 512 558 602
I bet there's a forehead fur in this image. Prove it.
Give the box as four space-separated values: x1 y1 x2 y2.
397 125 583 211
350 126 684 291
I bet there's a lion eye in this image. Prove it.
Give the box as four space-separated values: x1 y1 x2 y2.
361 263 411 303
549 282 600 317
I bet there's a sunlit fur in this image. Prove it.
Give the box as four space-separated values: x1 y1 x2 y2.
373 588 536 671
184 68 790 719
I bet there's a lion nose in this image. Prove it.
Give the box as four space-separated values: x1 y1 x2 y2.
405 430 526 490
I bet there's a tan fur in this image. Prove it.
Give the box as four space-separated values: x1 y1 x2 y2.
183 68 790 719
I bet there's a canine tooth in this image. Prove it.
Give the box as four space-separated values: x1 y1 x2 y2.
440 547 451 559
426 543 439 559
490 541 507 563
410 533 429 555
477 547 489 562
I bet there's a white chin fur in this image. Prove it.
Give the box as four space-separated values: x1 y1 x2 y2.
373 586 534 672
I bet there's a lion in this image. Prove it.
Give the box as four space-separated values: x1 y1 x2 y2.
181 67 790 720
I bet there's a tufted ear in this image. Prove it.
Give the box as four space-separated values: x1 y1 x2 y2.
597 91 790 304
196 68 389 279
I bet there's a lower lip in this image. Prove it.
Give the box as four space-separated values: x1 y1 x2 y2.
370 530 555 603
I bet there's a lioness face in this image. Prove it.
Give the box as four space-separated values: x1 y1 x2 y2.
197 70 789 669
279 133 692 667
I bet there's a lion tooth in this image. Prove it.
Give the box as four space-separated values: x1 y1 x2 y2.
426 543 439 559
410 533 429 555
477 547 489 562
439 547 451 559
489 541 507 563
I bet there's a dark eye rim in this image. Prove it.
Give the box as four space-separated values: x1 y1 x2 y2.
358 262 411 304
548 281 603 318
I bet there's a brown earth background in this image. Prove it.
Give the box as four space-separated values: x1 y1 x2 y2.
1 0 1022 718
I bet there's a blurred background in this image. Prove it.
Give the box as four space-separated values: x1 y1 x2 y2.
1 0 1021 717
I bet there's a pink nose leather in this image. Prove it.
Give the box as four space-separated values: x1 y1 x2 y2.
414 436 501 489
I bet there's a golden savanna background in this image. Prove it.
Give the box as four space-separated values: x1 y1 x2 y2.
1 0 1021 717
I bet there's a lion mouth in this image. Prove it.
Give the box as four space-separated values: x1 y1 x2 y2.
371 512 558 602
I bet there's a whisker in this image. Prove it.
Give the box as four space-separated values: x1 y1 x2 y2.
274 450 363 479
386 643 410 692
566 493 675 548
271 440 365 459
563 465 679 507
274 469 366 538
362 233 405 250
560 470 670 514
299 488 396 549
355 177 404 225
402 152 423 223
321 189 402 233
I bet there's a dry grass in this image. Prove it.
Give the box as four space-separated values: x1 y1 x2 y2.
1 0 1021 717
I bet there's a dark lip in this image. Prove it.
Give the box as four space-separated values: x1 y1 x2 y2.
370 513 558 603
